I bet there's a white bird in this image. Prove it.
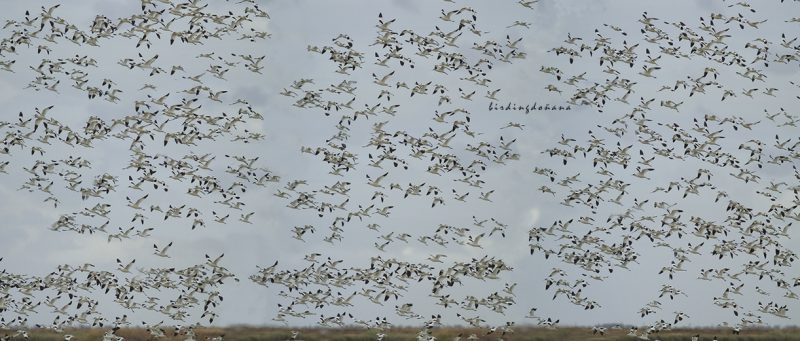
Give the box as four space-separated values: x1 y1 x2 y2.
239 212 255 224
116 258 135 273
153 242 173 258
126 194 148 210
367 172 389 188
428 254 447 263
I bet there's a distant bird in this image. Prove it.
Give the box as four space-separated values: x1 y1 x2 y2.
153 242 173 258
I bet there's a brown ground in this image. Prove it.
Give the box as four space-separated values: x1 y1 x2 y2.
2 326 798 341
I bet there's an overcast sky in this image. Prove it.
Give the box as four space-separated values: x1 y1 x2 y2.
0 0 798 331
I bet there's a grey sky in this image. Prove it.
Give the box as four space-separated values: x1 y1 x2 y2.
0 0 797 332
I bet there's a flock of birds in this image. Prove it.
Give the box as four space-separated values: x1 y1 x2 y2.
0 0 798 340
0 0 270 340
528 0 800 335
